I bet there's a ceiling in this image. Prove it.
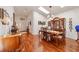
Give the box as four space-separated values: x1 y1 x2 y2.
14 6 79 18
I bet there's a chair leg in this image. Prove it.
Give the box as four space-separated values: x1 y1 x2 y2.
47 34 51 41
55 38 58 46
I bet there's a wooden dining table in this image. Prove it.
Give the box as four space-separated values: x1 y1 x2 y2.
39 30 63 41
39 30 63 35
39 29 66 46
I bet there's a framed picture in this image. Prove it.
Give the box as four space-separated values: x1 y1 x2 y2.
69 18 73 32
38 21 45 25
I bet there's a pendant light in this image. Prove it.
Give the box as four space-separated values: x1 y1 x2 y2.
49 6 52 18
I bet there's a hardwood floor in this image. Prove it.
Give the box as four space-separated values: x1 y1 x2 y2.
18 33 79 52
41 39 79 52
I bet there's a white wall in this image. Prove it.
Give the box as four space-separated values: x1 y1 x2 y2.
26 13 33 33
15 13 32 32
0 6 14 35
15 16 27 32
15 11 47 35
55 8 79 40
32 11 47 35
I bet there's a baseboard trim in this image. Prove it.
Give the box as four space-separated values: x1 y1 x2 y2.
66 37 77 40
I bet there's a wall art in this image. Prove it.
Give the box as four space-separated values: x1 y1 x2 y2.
69 18 73 32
